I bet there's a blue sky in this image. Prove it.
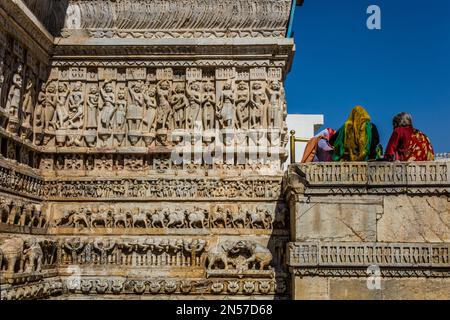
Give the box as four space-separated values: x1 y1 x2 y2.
285 0 450 153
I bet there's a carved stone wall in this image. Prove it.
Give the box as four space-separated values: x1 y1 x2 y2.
285 162 450 300
0 0 295 300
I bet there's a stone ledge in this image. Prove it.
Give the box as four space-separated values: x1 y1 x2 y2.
287 241 450 269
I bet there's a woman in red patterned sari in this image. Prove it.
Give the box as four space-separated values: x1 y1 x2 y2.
385 112 434 161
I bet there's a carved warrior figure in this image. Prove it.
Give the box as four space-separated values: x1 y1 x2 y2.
5 64 23 119
127 81 145 131
55 83 70 129
142 85 157 132
86 84 99 129
21 75 35 130
99 81 116 130
217 82 235 129
235 81 250 129
170 83 188 129
250 82 267 129
155 80 172 130
202 81 216 130
186 81 202 129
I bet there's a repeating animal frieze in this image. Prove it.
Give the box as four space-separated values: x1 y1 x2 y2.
206 240 274 278
59 237 206 268
51 203 288 230
0 197 47 228
59 0 291 39
63 277 285 296
42 178 282 199
0 236 58 276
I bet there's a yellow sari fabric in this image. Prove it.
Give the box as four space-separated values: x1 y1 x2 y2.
334 106 372 161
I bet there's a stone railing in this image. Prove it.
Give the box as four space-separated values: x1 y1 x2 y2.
288 161 450 195
287 241 450 278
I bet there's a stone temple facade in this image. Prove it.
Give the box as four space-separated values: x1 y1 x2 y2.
0 0 449 300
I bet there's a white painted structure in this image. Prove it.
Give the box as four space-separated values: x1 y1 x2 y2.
285 114 324 166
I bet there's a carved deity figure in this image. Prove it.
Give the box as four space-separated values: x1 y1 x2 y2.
43 82 57 131
34 83 46 130
142 84 157 132
99 81 116 131
55 83 70 129
170 83 188 129
202 81 216 130
186 81 202 129
115 87 127 131
67 81 84 129
5 64 23 119
266 80 283 128
21 75 35 129
250 82 267 129
86 84 99 129
235 81 250 129
217 82 235 129
127 81 145 131
155 80 172 131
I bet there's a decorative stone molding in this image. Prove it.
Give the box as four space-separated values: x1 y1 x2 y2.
60 277 285 296
58 0 292 40
287 162 450 196
287 241 450 278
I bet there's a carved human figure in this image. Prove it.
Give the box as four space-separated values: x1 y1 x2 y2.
34 83 46 130
127 81 145 131
67 81 84 129
86 84 99 129
266 80 283 128
250 82 267 129
217 82 235 129
186 81 202 129
170 83 188 129
21 75 35 129
99 81 116 130
43 82 57 131
5 64 23 119
143 85 157 132
0 60 4 110
155 80 172 130
202 81 216 130
55 83 70 129
115 87 127 131
235 81 250 129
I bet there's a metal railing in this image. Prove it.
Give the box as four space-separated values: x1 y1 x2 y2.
289 130 310 164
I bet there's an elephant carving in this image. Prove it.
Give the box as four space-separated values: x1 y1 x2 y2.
0 237 25 273
23 238 43 273
205 240 235 270
235 240 272 270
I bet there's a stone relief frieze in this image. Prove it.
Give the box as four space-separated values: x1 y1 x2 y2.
50 203 288 230
287 242 450 277
41 178 282 200
59 0 291 39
